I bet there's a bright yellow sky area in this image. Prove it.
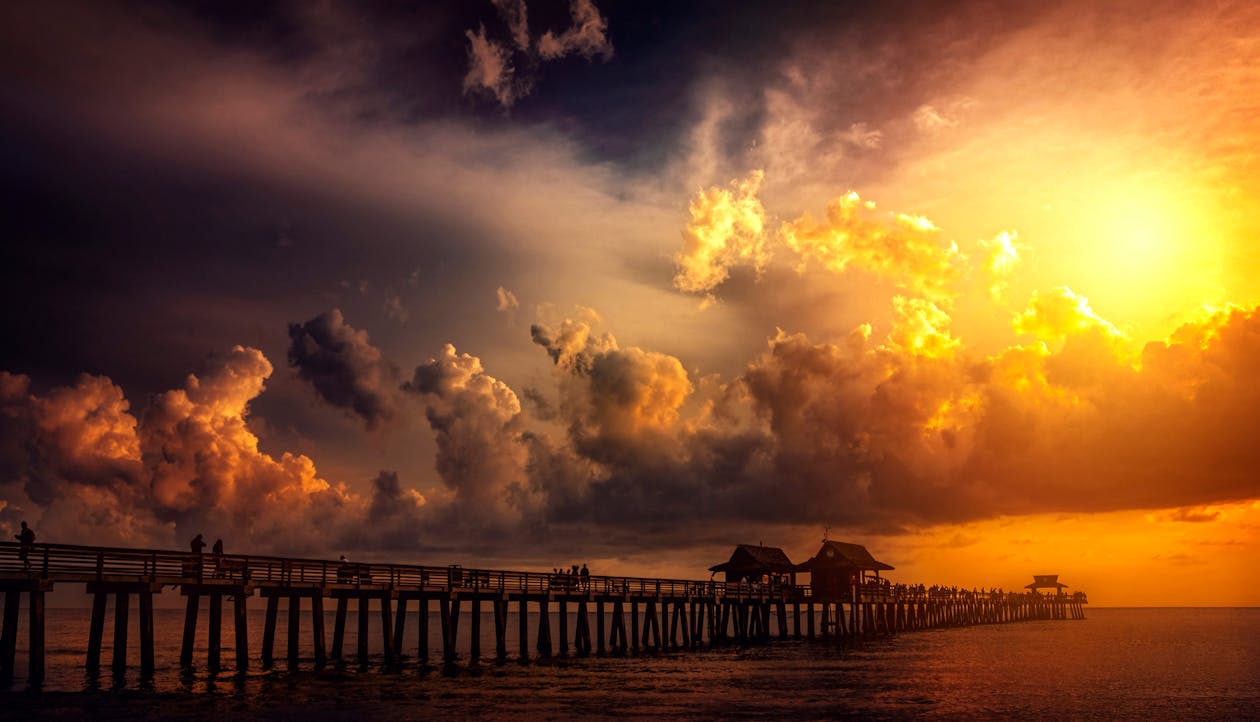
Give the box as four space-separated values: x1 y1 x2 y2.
876 501 1260 607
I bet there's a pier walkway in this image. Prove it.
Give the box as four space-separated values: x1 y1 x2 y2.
0 541 1087 686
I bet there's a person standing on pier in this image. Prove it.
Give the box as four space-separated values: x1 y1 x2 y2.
580 563 590 591
15 521 34 567
190 533 206 554
211 538 224 576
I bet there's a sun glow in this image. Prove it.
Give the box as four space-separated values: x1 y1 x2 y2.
1035 177 1227 337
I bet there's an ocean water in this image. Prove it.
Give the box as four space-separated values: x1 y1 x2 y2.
2 607 1257 719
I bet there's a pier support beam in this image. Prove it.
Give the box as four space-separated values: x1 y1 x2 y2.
517 597 528 662
331 596 348 662
208 593 222 673
112 591 129 675
261 594 278 669
233 593 249 673
417 597 430 666
139 591 155 676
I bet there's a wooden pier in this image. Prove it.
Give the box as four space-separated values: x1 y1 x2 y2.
0 541 1087 686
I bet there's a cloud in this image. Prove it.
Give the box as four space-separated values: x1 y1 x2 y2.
463 23 523 107
551 337 692 447
402 344 528 526
383 292 409 323
1013 286 1123 342
492 0 531 51
463 0 613 108
0 347 377 551
1165 507 1220 523
673 170 769 294
978 230 1021 301
781 191 963 300
672 177 980 304
913 103 960 131
840 122 883 149
512 302 1260 533
496 286 520 311
287 309 400 429
536 0 613 61
8 303 1260 557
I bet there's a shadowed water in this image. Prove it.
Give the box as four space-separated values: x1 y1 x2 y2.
2 608 1257 719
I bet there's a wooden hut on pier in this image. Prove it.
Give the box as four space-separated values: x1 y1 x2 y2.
708 544 797 585
1025 574 1068 595
794 541 893 600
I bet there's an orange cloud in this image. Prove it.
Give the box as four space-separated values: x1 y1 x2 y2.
673 170 769 294
781 191 962 300
0 348 433 553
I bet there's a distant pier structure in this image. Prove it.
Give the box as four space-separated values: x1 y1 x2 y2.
0 540 1087 686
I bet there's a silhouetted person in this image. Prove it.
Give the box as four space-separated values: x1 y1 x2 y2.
580 563 590 590
212 538 224 576
15 521 34 567
190 533 206 554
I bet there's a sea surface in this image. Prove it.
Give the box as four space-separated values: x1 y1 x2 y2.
1 607 1257 719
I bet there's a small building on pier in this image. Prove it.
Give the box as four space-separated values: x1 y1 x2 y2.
1025 574 1068 595
708 544 797 584
794 541 893 600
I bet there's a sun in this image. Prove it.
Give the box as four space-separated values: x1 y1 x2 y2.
1042 177 1226 337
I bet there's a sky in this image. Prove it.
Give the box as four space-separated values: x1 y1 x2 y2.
2 0 1258 606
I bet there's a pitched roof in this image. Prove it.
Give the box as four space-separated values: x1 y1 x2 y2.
797 540 895 571
708 544 796 573
1025 574 1068 590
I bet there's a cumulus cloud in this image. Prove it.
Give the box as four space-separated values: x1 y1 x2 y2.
402 344 528 526
0 347 382 551
8 303 1260 555
288 309 400 429
673 170 769 294
463 0 613 108
781 191 963 300
1013 286 1124 343
532 320 692 448
672 176 983 303
508 302 1260 534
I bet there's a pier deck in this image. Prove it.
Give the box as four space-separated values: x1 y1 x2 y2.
0 541 1087 685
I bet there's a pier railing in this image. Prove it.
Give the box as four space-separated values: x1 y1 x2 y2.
0 541 1087 605
0 541 798 600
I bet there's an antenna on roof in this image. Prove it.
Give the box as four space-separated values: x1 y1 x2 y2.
822 525 830 542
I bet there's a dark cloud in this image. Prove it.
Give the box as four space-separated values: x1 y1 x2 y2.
288 309 400 429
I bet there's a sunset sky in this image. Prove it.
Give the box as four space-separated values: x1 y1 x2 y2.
2 0 1258 606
